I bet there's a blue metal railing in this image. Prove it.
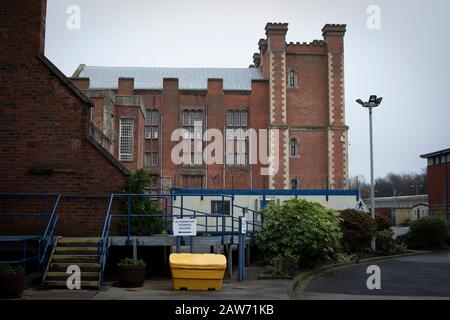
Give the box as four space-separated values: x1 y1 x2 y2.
97 193 264 284
0 193 61 269
38 195 61 270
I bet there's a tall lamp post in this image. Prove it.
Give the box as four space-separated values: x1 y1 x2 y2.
356 95 383 251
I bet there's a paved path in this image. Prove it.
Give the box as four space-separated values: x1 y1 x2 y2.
298 252 450 300
19 266 293 300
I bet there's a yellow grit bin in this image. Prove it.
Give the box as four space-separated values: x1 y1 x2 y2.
169 253 227 291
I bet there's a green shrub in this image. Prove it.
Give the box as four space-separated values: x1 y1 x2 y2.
376 230 408 255
408 215 449 249
118 169 165 236
118 257 146 266
376 214 391 231
256 199 342 270
339 209 376 253
333 252 359 264
0 264 24 275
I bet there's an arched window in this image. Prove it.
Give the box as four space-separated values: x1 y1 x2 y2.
190 110 196 125
152 110 158 126
241 111 248 126
196 111 203 122
227 111 234 127
290 138 298 156
234 110 241 126
290 178 298 190
288 68 298 87
182 110 190 126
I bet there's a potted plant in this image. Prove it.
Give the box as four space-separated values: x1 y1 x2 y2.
0 264 25 299
117 258 146 287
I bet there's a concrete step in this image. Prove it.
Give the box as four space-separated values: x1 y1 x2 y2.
46 271 99 278
52 255 98 262
55 247 98 253
50 262 100 269
43 280 99 289
58 238 100 244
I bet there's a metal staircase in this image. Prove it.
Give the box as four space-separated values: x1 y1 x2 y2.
42 237 101 289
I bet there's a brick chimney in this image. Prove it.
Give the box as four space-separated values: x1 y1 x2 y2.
322 24 348 189
0 0 47 59
264 23 290 190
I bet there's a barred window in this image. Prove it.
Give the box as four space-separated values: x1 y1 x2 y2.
152 110 158 126
197 111 203 122
227 111 234 127
241 111 248 126
151 152 159 166
119 118 134 161
145 109 158 140
182 110 190 126
145 152 159 166
234 111 241 126
145 110 152 126
226 110 248 166
151 127 158 139
182 109 203 141
144 153 151 165
145 127 152 139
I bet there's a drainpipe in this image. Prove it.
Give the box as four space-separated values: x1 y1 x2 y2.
160 112 163 193
205 96 208 189
445 153 449 220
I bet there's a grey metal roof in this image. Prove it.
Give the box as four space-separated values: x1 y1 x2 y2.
78 66 265 91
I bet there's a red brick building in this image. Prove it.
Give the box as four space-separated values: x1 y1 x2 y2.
71 23 349 191
421 148 450 217
0 0 129 235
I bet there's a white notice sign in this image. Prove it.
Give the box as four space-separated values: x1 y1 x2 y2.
241 218 247 234
173 218 197 236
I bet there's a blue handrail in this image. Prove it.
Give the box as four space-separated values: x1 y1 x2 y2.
0 193 61 269
39 195 61 267
98 194 114 285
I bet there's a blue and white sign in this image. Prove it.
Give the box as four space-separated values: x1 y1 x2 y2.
173 218 197 236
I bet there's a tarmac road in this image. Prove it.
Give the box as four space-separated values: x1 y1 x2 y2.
298 251 450 300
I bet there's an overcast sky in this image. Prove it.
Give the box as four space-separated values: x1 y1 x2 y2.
45 0 450 181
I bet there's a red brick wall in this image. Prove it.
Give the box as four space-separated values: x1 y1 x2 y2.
427 162 450 212
70 22 348 192
0 0 128 236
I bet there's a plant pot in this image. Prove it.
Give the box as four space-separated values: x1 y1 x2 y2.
0 271 25 299
117 264 146 287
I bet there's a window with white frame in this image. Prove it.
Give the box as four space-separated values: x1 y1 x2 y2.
182 109 203 140
145 109 158 139
225 109 249 165
119 118 134 161
144 152 159 166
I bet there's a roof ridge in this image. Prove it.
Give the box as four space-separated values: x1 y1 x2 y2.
83 66 260 71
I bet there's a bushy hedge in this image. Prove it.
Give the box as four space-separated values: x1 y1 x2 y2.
376 229 407 255
407 215 448 249
376 214 391 231
339 209 376 253
256 199 342 270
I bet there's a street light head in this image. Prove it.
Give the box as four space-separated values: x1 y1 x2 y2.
376 97 383 105
369 95 378 103
356 99 364 106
